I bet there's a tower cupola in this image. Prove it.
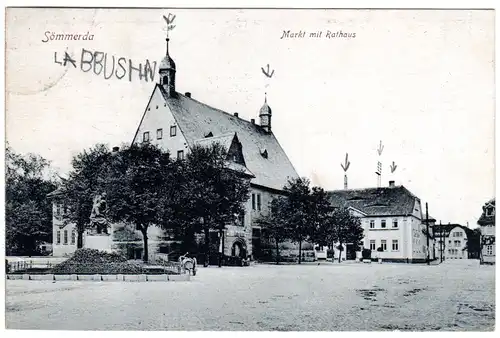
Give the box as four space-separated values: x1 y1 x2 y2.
159 38 176 97
259 95 272 133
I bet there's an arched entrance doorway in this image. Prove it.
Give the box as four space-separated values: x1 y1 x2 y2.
231 239 247 258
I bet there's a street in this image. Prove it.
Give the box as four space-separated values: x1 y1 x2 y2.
5 260 495 331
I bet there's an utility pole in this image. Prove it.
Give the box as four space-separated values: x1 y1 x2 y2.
439 220 443 263
426 202 430 265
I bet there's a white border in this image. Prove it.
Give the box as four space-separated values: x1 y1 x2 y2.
1 1 498 338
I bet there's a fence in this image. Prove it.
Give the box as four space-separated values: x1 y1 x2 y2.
6 258 67 273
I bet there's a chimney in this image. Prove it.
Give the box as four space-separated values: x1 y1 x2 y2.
112 146 120 152
389 180 395 188
234 112 239 117
251 119 255 124
185 92 191 98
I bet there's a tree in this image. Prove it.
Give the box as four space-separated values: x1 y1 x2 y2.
282 177 315 264
331 207 364 263
103 143 174 262
465 228 482 259
180 143 251 267
62 144 112 248
256 197 290 264
308 187 336 262
5 146 57 255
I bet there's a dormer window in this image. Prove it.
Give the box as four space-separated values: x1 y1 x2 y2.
260 149 268 159
204 132 213 138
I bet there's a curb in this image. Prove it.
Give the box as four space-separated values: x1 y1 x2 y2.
6 274 190 282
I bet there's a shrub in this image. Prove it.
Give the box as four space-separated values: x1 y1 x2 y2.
64 248 127 264
327 249 334 258
362 249 371 260
50 248 157 275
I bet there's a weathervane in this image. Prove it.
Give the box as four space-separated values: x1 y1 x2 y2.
340 153 351 189
375 140 384 187
163 13 177 39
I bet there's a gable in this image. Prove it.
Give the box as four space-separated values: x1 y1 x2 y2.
132 86 188 157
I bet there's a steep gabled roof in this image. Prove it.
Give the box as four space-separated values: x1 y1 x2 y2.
159 87 299 190
327 186 418 217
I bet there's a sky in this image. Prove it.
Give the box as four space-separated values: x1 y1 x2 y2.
5 8 495 228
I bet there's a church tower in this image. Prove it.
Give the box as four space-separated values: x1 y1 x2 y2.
259 95 272 133
159 38 176 97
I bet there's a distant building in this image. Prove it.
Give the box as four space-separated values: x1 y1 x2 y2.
433 224 474 260
478 198 495 264
327 181 435 263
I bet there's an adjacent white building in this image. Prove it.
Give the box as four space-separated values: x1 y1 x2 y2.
328 181 435 263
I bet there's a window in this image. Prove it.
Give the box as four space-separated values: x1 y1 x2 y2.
157 128 163 140
486 245 493 255
370 220 375 229
238 212 245 227
392 219 398 228
163 76 168 86
370 240 376 251
257 194 262 211
381 240 387 251
63 230 68 245
454 240 460 247
56 231 61 245
170 125 177 137
486 207 494 216
381 220 386 228
392 240 399 251
71 229 76 245
177 150 184 160
143 131 150 142
252 193 256 210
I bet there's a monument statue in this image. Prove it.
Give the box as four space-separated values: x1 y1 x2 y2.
89 193 109 234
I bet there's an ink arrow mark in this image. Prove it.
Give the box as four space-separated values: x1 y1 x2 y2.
340 153 350 172
390 161 397 173
377 140 384 156
163 13 176 31
261 64 275 78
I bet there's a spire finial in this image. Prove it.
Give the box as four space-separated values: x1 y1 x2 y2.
163 13 176 56
166 38 170 56
265 91 267 103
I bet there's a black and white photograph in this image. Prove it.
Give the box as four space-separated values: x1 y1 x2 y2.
3 4 496 332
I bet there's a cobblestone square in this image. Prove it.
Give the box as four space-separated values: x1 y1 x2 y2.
5 260 495 331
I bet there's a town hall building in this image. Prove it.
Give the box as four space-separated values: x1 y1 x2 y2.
131 37 299 260
49 36 299 260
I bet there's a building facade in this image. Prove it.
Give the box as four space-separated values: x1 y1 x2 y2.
433 224 474 260
47 189 169 259
328 182 435 263
478 198 495 264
